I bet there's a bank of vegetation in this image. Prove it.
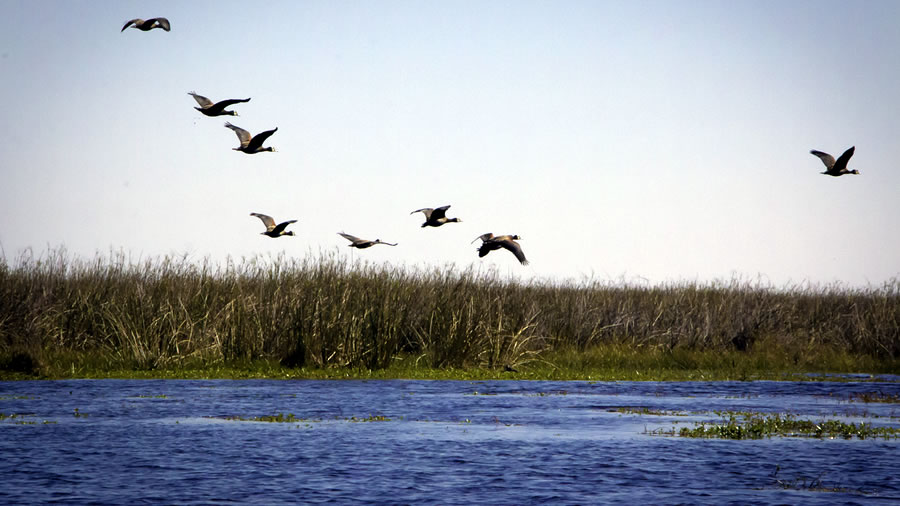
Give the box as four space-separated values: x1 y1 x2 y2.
1 250 898 379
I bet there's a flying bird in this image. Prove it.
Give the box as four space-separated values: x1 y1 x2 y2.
189 92 250 117
338 233 397 249
250 213 296 238
225 122 277 153
410 205 462 228
810 146 860 177
472 233 528 265
122 18 170 32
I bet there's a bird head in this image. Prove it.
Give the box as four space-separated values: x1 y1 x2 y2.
850 169 860 175
284 231 295 236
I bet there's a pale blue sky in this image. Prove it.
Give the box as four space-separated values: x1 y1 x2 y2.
1 0 898 287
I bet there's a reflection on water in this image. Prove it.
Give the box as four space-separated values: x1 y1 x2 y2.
1 378 899 504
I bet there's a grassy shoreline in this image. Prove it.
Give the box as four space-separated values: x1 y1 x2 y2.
2 250 898 381
5 338 898 382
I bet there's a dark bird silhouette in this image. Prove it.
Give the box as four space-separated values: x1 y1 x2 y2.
251 213 296 238
410 205 462 228
122 18 170 32
189 92 249 117
225 122 277 153
338 232 397 249
472 233 528 265
810 146 860 177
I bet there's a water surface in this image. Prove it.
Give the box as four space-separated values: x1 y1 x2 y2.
2 379 899 504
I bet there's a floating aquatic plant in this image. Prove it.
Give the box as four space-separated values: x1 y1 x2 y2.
612 407 684 416
1 412 56 425
771 466 865 495
848 391 900 404
217 413 392 424
347 415 391 423
671 412 899 440
221 413 306 423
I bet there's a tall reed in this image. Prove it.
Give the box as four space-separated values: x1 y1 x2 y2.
1 248 897 373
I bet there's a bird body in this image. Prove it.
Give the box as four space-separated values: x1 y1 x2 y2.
189 92 250 117
338 232 397 248
251 213 296 237
472 233 528 265
122 17 170 32
225 122 277 153
410 205 462 227
810 146 860 176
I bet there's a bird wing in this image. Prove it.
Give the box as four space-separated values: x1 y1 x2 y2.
430 205 450 220
472 233 494 244
810 150 835 169
121 19 142 31
271 220 297 235
225 122 252 147
833 146 855 173
246 128 278 151
189 92 214 108
251 213 276 231
410 208 434 220
500 239 529 265
151 17 171 31
338 232 363 243
210 98 250 112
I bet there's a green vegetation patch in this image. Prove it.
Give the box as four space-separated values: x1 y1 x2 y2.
650 412 900 440
3 345 897 382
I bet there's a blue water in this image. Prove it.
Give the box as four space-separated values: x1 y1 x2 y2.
2 379 899 504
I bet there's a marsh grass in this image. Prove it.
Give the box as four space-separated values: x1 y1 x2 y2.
1 249 898 379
